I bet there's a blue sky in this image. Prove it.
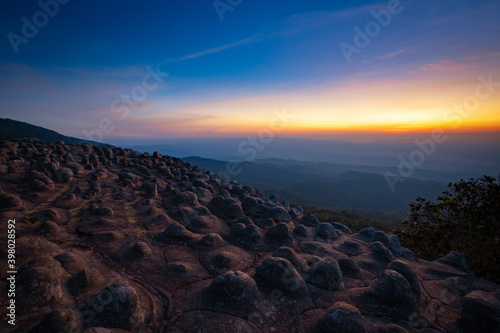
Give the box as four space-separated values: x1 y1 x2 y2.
1 0 499 142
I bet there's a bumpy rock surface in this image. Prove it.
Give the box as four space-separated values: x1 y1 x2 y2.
0 139 499 333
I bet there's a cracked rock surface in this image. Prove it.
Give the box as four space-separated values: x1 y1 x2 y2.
1 139 499 333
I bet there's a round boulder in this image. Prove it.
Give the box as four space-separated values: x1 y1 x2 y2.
315 223 339 242
300 214 320 227
207 271 260 309
36 309 83 333
305 258 343 291
314 302 366 333
369 269 416 311
264 223 294 246
267 207 291 222
256 257 307 296
78 283 144 331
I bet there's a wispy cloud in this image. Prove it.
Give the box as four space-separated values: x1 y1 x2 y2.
159 36 259 64
273 5 382 37
420 59 474 73
158 5 381 65
464 51 500 61
361 49 409 64
377 49 407 60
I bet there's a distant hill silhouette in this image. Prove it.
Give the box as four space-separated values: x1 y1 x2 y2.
183 156 446 214
0 118 106 146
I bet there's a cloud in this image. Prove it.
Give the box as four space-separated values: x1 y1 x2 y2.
377 49 407 60
157 5 382 65
420 59 472 72
159 36 259 64
464 51 500 61
361 49 409 64
274 5 382 37
418 53 500 73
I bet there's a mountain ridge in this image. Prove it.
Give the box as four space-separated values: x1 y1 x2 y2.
183 156 446 214
0 118 107 146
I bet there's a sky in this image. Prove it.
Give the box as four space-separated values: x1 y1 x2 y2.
0 0 499 143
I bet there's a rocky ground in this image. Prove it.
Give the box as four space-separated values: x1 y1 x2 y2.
0 139 499 333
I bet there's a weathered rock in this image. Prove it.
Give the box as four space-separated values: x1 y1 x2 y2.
143 182 158 198
458 290 500 333
272 246 308 272
90 205 114 217
0 193 23 208
58 167 74 182
77 283 144 330
293 224 309 239
67 268 103 296
223 202 245 219
158 222 194 242
248 204 270 218
267 206 291 222
332 222 352 234
175 191 199 206
196 233 224 249
315 223 339 242
67 162 84 174
207 271 260 310
314 302 367 333
435 251 472 274
300 214 320 227
35 309 83 333
371 241 395 262
256 257 307 296
17 258 63 308
35 220 60 235
356 269 416 317
132 241 152 257
264 222 294 246
230 223 262 247
289 206 304 219
356 227 375 242
241 196 258 211
387 260 421 299
30 170 55 191
338 258 361 278
254 217 276 229
199 246 253 275
305 258 343 291
374 230 389 246
336 240 363 255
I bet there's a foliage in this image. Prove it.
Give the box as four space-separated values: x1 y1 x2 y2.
394 176 500 283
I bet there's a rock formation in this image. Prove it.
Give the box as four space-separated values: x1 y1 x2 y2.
0 139 499 333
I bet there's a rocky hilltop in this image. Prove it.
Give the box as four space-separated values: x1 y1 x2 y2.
1 139 499 333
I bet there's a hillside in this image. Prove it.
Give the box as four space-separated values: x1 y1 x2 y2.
183 156 446 214
1 138 499 332
0 118 106 146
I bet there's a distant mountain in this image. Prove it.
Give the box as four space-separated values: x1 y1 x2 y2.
183 156 447 214
126 136 498 181
0 118 107 146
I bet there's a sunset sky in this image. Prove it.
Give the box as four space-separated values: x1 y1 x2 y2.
1 0 499 142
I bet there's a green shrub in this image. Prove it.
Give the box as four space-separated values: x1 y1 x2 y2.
394 176 500 283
